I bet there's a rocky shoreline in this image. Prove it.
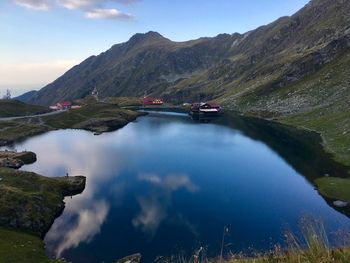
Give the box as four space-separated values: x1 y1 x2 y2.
0 150 37 169
0 102 146 147
0 151 86 237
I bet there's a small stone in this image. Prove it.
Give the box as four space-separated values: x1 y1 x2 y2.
116 253 141 263
333 200 348 208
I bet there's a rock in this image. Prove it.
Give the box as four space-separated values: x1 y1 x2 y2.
0 158 24 169
333 200 348 208
116 253 141 263
0 151 37 168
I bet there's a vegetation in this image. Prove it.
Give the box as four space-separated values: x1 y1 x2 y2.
0 167 85 237
213 218 350 263
277 52 350 169
0 100 51 118
0 101 145 145
315 177 350 202
0 122 50 146
212 247 350 263
0 227 61 263
44 102 144 133
103 96 143 107
128 218 350 263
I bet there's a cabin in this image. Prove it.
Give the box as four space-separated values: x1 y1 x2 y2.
56 101 72 110
190 102 222 114
143 97 164 106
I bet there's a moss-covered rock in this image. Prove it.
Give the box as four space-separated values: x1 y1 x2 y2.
0 168 85 237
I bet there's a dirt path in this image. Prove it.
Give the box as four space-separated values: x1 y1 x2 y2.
0 109 67 122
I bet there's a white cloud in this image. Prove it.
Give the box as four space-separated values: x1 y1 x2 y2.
14 0 139 19
133 174 199 234
58 0 98 9
54 201 109 257
15 0 51 10
85 8 133 20
58 0 139 10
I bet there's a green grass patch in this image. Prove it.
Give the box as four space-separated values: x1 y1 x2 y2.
0 167 85 236
315 177 350 202
0 100 51 118
43 102 140 130
0 227 60 263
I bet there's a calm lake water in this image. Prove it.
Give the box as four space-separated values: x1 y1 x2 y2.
4 111 350 262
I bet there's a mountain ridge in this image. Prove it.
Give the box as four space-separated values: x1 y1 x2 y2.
13 0 350 170
18 0 350 108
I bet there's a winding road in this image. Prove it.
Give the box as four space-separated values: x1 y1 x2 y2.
0 109 67 122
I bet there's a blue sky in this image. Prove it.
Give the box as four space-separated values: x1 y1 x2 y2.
0 0 310 96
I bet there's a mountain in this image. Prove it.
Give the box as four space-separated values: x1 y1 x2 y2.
21 0 350 107
0 99 50 118
19 0 350 164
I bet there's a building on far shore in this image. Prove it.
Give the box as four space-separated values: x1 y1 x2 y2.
143 97 164 106
50 101 72 110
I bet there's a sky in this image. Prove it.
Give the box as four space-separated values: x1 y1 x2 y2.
0 0 310 97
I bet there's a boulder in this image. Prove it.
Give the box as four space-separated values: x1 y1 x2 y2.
116 253 142 263
333 200 348 208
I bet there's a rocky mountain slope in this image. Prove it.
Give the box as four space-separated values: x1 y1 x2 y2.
17 0 350 166
19 0 350 108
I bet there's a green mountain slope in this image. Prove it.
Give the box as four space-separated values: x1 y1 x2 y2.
0 100 51 118
17 0 350 167
20 0 350 107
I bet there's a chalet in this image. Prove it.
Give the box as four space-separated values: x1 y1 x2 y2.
56 101 72 109
190 102 222 115
143 97 164 106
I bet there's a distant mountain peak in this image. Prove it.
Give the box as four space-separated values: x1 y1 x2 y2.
19 0 350 108
128 31 168 43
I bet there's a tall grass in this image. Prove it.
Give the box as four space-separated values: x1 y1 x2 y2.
158 216 350 263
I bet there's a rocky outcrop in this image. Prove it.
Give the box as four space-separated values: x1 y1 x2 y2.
0 151 37 169
0 168 86 237
116 253 142 263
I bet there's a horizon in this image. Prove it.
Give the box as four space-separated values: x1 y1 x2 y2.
1 0 309 97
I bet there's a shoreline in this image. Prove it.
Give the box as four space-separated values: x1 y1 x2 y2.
0 102 147 147
0 151 86 262
0 109 349 262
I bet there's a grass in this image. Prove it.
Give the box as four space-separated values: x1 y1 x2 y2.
0 122 50 145
226 50 350 170
0 100 144 145
103 96 143 107
0 167 85 237
0 100 51 118
43 102 142 132
212 247 350 263
0 227 61 263
315 177 350 202
180 218 350 263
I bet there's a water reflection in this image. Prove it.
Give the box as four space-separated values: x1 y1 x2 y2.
47 200 109 257
133 174 198 234
2 112 349 263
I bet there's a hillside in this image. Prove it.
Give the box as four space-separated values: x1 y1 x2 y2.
0 100 51 118
17 0 350 166
19 0 350 107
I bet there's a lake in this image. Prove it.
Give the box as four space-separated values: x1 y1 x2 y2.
4 111 350 262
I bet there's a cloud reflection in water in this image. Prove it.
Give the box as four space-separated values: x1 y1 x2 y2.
133 174 198 234
33 130 140 258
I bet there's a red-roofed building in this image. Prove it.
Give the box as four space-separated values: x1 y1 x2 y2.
56 101 72 109
143 97 164 106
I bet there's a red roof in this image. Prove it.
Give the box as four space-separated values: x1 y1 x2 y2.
143 97 164 105
57 101 72 107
